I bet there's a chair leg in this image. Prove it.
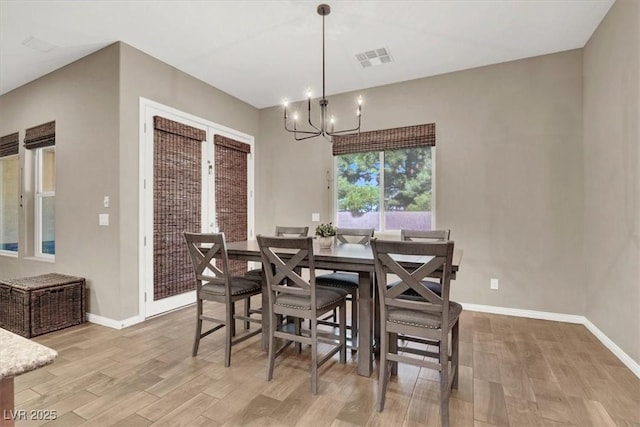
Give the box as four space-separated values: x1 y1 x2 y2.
440 332 450 427
192 299 203 357
376 323 389 412
230 302 237 337
244 298 251 330
267 309 277 381
224 301 233 367
295 317 302 354
390 333 398 376
339 302 347 364
350 291 358 351
452 321 460 389
311 317 318 395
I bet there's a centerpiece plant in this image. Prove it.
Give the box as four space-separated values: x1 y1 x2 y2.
315 223 337 248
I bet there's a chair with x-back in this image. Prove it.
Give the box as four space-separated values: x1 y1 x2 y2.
372 238 460 426
184 232 262 367
257 235 347 394
396 229 451 297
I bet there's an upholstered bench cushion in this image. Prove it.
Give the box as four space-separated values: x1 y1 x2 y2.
316 272 359 289
388 301 462 329
275 287 348 310
201 277 261 296
245 268 262 279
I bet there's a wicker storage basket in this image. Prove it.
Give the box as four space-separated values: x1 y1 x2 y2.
0 273 86 337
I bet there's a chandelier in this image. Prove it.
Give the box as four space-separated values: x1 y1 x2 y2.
283 4 362 141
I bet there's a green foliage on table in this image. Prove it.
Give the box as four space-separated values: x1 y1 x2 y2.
315 222 337 237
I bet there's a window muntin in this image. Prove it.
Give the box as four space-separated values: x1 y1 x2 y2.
336 147 433 232
0 155 19 254
36 147 55 257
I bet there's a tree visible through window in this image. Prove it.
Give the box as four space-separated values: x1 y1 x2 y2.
336 147 433 231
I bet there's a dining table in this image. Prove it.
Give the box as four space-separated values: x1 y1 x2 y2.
225 239 462 377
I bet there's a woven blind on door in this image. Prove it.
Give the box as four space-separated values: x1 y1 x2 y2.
24 121 55 150
215 134 250 276
332 123 435 155
0 132 19 157
153 116 206 300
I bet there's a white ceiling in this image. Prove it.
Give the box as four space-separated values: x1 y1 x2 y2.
0 0 614 108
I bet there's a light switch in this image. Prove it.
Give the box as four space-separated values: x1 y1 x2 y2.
103 196 109 208
99 213 109 226
312 213 320 222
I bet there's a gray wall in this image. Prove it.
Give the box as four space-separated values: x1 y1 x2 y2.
117 42 260 319
584 0 640 364
259 50 585 315
0 44 122 319
0 42 260 321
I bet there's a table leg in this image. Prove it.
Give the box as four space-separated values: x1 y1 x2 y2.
0 377 15 427
261 267 269 351
357 271 373 376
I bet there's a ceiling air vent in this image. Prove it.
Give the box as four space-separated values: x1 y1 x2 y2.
356 47 393 68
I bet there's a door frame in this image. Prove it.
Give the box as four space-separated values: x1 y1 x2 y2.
138 97 255 319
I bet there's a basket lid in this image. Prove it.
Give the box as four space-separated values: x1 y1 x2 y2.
1 273 85 291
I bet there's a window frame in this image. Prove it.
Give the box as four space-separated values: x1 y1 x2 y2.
35 146 55 259
333 146 436 233
0 153 20 256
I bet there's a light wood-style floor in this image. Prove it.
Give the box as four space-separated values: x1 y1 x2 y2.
14 299 640 426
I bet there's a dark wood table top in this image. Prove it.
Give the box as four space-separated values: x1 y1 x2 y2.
225 239 462 274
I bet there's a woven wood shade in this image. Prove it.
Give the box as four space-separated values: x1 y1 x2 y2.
24 121 55 150
332 123 435 155
153 116 204 300
215 134 250 276
0 132 19 157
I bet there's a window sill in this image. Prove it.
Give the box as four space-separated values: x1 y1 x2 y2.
0 251 18 258
23 256 55 263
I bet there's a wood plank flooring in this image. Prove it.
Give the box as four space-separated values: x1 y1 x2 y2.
11 300 640 426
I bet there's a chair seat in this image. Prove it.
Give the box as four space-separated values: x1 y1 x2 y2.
245 268 262 277
201 276 261 297
388 279 441 298
388 301 462 329
316 272 359 290
275 287 348 310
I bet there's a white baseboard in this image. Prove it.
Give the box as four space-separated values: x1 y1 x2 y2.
86 313 144 330
461 302 640 379
582 318 640 379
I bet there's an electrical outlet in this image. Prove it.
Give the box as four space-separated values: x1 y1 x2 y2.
312 213 320 222
490 278 499 290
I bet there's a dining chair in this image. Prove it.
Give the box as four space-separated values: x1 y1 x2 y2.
184 232 262 367
245 226 310 282
316 227 375 349
372 238 460 427
257 235 347 394
401 229 450 242
392 229 451 297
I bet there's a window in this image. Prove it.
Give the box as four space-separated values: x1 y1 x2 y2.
0 154 19 254
336 146 434 231
35 147 55 257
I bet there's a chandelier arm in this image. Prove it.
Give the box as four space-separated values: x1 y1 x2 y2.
294 132 324 141
284 126 323 136
326 114 362 136
284 110 322 135
306 98 322 132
